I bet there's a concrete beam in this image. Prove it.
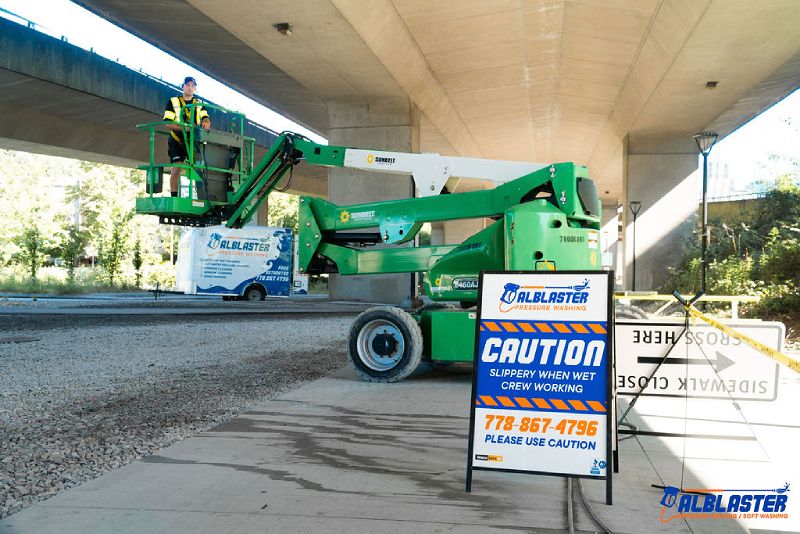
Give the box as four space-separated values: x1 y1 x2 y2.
588 0 710 201
0 18 327 196
330 0 483 158
74 0 328 135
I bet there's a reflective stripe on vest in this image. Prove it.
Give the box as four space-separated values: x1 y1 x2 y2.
168 96 207 142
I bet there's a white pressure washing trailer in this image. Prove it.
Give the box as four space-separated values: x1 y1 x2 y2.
175 225 293 301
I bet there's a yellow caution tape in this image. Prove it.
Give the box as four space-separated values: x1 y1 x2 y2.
681 304 800 375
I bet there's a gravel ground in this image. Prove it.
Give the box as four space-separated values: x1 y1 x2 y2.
0 314 353 519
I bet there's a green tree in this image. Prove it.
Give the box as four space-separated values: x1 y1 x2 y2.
132 237 143 287
15 225 45 278
0 151 72 266
99 209 133 286
268 192 298 231
61 225 88 281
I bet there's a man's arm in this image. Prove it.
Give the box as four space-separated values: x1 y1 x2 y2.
198 104 211 131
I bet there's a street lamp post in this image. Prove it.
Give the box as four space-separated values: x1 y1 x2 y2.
628 200 642 291
693 131 718 294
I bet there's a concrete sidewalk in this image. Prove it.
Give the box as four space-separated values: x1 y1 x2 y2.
2 364 797 533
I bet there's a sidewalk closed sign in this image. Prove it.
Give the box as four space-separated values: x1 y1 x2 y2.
467 271 613 503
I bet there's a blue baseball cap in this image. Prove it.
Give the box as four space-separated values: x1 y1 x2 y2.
182 76 197 86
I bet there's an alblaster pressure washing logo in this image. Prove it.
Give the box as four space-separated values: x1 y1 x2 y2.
659 483 790 523
206 233 269 253
207 233 222 250
499 279 590 313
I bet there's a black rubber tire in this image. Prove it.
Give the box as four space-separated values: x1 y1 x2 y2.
615 303 648 320
242 284 266 301
348 306 423 383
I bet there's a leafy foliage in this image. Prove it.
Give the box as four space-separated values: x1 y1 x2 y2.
268 192 298 231
132 238 143 287
99 209 133 285
661 176 800 323
61 224 88 281
15 225 45 279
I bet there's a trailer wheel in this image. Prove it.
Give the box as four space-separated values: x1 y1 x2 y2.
348 306 423 383
242 284 266 301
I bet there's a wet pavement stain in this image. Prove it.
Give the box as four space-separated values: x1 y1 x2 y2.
167 400 539 525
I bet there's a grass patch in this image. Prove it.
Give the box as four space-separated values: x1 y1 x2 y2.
0 266 137 295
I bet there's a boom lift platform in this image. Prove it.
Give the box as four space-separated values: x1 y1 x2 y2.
136 104 603 382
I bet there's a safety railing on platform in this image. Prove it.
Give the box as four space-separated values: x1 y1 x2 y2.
137 102 256 205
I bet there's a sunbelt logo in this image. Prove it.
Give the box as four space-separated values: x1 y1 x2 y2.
499 279 590 313
659 483 790 523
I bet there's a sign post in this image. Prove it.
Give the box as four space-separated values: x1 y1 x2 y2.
467 271 614 505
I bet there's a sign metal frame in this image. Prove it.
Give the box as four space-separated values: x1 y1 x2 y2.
466 270 614 505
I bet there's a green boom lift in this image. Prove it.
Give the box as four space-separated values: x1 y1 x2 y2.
136 104 603 382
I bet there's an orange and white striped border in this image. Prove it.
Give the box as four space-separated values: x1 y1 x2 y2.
475 395 606 412
480 320 606 335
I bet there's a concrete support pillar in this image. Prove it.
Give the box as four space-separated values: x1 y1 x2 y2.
625 142 699 291
326 98 417 304
427 215 485 247
600 205 621 288
441 219 485 244
430 222 445 246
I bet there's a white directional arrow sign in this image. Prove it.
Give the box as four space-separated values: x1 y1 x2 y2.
616 320 784 401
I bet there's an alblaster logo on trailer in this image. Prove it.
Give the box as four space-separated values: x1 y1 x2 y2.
206 234 270 253
499 278 590 313
659 483 790 523
207 233 223 250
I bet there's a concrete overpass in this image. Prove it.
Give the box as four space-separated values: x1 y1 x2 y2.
20 1 800 301
0 17 326 197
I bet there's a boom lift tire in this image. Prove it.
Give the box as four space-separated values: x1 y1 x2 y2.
348 306 423 383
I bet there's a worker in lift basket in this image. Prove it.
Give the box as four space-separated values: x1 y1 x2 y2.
162 76 211 197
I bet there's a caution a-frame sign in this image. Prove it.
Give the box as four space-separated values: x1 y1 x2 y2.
466 271 614 505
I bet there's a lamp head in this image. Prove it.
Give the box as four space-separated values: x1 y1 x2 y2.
693 131 718 156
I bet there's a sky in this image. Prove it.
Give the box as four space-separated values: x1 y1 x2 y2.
705 89 800 197
0 0 798 198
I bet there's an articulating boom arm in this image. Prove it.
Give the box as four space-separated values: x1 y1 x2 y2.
135 123 602 304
